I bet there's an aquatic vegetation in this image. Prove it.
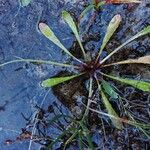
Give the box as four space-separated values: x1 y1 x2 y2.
1 10 150 149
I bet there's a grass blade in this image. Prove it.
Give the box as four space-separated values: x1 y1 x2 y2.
100 89 123 129
48 114 73 126
96 79 122 129
101 25 150 64
102 55 150 67
96 14 121 61
78 131 84 150
39 23 83 64
103 73 150 92
80 122 95 150
102 80 119 99
42 73 83 87
62 11 86 59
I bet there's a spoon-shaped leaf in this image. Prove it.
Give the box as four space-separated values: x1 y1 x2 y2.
20 0 32 6
39 23 82 64
101 90 123 129
101 25 150 64
62 11 86 59
102 55 150 67
103 74 150 92
42 73 83 87
102 80 119 99
105 0 141 3
97 14 122 60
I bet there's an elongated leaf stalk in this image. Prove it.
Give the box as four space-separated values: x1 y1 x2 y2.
39 23 84 64
62 11 86 60
100 26 150 64
0 59 79 68
96 14 122 62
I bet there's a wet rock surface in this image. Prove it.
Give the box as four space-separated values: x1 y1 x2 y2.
0 0 149 150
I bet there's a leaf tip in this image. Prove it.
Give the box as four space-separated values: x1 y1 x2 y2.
39 22 47 32
41 80 47 88
111 14 122 24
39 23 53 38
62 10 68 18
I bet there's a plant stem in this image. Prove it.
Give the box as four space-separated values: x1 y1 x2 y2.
0 59 79 69
81 77 93 121
100 27 150 64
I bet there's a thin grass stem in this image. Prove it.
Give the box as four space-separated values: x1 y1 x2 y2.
0 59 79 69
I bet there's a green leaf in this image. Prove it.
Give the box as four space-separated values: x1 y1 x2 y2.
97 14 121 60
96 1 106 9
101 90 123 129
20 0 32 6
102 80 119 99
87 107 150 129
42 74 83 87
78 131 84 150
103 74 150 92
140 26 150 35
101 25 150 64
39 23 82 63
62 11 86 59
80 4 94 19
0 58 78 68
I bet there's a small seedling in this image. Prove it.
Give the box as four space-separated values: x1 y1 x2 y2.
1 11 150 149
34 11 150 133
37 12 150 126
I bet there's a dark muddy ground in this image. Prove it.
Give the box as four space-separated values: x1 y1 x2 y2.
0 0 150 150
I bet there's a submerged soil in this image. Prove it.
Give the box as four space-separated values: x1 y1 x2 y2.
0 0 149 150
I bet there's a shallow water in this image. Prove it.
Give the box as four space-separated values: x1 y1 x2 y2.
0 0 149 150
